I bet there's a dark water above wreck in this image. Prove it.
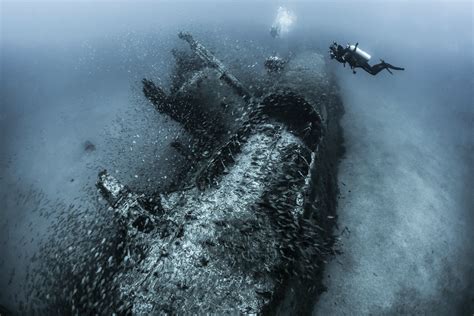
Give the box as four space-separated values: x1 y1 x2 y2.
1 1 473 314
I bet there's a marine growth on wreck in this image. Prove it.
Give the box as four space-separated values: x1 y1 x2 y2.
27 32 344 315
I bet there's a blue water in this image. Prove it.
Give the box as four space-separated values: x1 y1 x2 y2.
1 1 472 314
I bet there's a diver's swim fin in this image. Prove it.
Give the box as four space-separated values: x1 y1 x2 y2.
380 59 404 73
385 60 404 70
389 65 405 71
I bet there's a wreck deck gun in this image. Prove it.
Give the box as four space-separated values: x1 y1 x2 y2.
178 32 251 101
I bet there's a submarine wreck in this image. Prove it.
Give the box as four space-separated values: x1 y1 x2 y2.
97 32 344 314
29 32 344 315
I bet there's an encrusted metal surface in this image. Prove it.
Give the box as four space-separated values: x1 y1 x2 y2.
112 127 306 313
94 32 343 314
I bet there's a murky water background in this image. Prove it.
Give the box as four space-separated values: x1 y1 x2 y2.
1 1 472 313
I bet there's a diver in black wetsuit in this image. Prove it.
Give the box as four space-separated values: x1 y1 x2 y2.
329 42 405 75
270 25 280 38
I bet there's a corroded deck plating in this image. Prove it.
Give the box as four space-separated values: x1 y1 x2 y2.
96 32 343 314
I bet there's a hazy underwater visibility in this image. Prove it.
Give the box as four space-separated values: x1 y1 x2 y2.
0 1 473 315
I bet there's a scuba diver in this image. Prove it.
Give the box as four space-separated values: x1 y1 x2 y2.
329 42 404 75
270 25 280 38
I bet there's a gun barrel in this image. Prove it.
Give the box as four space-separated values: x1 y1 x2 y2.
178 32 251 100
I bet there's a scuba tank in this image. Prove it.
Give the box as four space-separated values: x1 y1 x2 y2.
348 44 371 62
